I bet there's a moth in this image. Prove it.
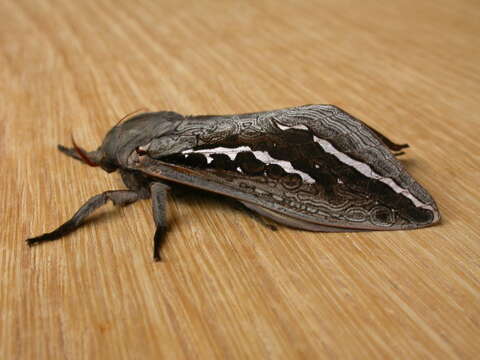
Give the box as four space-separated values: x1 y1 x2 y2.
27 105 440 261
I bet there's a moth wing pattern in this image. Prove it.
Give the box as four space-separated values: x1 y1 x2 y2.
129 105 440 231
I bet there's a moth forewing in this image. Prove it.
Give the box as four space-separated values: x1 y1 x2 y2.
132 105 439 231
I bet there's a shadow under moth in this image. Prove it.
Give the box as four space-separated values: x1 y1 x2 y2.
27 105 440 261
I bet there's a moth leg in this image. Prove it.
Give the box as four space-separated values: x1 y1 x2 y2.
150 182 170 261
26 190 139 246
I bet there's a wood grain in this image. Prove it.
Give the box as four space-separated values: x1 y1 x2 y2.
1 0 479 359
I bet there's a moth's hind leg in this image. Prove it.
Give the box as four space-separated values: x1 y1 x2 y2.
27 190 139 246
150 182 170 261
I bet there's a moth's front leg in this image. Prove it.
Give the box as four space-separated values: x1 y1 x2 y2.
27 190 139 246
150 182 170 261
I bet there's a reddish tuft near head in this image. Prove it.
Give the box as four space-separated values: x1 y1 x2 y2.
71 135 99 167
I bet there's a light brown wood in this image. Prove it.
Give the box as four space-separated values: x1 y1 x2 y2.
1 0 479 358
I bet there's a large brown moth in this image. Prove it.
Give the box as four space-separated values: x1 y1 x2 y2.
27 105 440 261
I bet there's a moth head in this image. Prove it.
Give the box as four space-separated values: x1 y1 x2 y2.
97 111 183 169
58 111 183 173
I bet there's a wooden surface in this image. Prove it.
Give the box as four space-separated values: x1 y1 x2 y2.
1 0 479 359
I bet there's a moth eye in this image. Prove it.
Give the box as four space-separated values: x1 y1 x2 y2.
135 147 147 155
266 164 287 179
281 173 303 190
185 153 208 168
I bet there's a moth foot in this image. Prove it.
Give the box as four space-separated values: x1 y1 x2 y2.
153 225 167 262
26 235 50 247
